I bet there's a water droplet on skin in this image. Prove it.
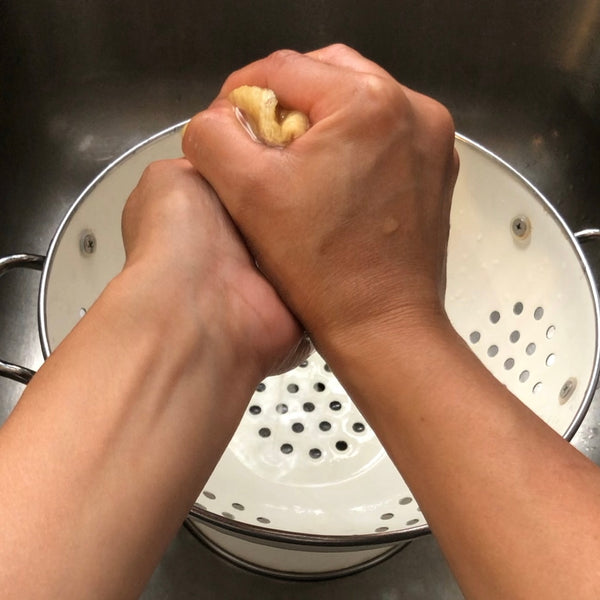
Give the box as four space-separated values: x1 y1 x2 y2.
382 217 399 234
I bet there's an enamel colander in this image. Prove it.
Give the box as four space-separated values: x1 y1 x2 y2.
1 123 598 579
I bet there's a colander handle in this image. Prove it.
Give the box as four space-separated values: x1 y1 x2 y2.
0 253 45 384
575 228 600 243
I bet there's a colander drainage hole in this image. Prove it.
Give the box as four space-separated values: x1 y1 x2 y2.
469 331 481 344
299 360 309 368
257 517 271 524
281 443 294 454
256 383 266 392
546 353 556 367
287 383 299 393
276 403 288 414
513 302 524 315
546 325 556 339
533 382 543 394
509 330 520 343
399 497 413 505
406 518 420 526
380 513 394 520
303 402 315 412
335 440 348 451
309 448 322 459
249 405 261 415
329 400 342 411
314 382 326 392
519 370 530 383
291 422 304 433
526 343 536 356
352 422 365 433
534 306 544 320
259 427 271 438
490 310 501 324
324 363 332 372
487 345 499 358
504 358 515 370
319 421 332 431
222 512 235 519
232 503 245 511
375 527 389 532
202 491 216 500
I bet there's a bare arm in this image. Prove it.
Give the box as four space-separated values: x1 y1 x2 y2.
0 159 305 599
331 320 600 599
182 45 600 599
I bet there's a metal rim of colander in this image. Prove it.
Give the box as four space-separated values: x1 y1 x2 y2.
187 133 600 548
34 124 600 549
37 121 188 358
188 505 430 549
184 518 413 581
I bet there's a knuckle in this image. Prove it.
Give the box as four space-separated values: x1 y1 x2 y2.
183 104 230 153
323 42 354 58
266 48 301 65
187 105 227 134
264 49 304 78
423 100 457 161
430 101 456 140
353 72 388 102
221 68 244 93
138 158 188 184
349 73 409 127
138 159 168 182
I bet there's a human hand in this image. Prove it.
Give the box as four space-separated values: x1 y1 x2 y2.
121 158 308 377
0 159 309 599
181 50 600 600
181 45 458 356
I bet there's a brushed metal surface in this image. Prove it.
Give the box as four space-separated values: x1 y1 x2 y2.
1 1 599 598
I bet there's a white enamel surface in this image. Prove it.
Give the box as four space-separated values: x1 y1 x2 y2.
198 351 422 535
191 519 396 574
445 139 597 435
40 131 598 562
42 126 184 354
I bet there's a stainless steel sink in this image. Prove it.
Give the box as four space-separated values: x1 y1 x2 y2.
1 2 599 597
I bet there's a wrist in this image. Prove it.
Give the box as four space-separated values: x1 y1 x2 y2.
316 309 468 417
316 300 452 368
109 263 264 397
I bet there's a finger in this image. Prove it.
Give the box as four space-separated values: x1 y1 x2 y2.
305 44 392 78
216 49 353 123
182 98 284 215
309 46 431 113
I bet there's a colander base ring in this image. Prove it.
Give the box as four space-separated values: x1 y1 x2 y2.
185 518 411 581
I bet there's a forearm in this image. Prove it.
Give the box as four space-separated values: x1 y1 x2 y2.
0 265 259 599
325 320 600 600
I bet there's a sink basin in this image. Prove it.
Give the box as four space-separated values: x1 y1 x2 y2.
1 2 599 597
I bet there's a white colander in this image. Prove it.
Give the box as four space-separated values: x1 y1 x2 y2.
1 123 598 580
186 134 600 577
